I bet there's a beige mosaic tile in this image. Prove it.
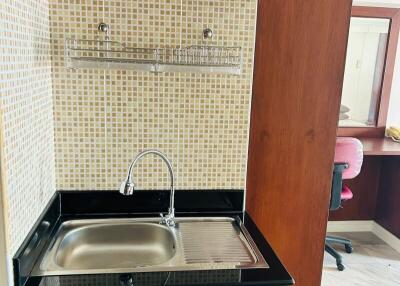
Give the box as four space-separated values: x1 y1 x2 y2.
50 0 257 190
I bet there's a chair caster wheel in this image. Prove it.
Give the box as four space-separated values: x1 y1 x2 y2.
337 263 345 271
345 245 353 253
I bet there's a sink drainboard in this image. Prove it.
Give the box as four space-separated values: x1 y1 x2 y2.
180 221 254 265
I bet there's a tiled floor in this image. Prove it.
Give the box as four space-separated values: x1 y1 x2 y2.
322 232 400 286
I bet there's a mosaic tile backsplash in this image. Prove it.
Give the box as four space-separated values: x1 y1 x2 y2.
50 0 257 190
0 1 257 275
0 0 56 260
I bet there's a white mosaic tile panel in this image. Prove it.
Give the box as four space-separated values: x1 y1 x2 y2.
0 0 56 258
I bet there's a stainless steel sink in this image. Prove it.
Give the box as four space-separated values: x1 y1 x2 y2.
55 223 175 269
33 217 268 276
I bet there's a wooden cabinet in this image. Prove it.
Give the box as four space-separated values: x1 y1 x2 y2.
246 1 352 285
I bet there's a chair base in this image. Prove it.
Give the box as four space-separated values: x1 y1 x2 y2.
325 236 353 271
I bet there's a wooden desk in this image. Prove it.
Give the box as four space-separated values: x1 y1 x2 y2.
330 137 400 239
359 137 400 156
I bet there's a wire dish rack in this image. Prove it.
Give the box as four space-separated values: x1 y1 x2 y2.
65 39 242 75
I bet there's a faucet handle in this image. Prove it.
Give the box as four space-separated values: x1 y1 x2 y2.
160 212 175 227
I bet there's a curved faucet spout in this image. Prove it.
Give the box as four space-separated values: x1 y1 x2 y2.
119 149 175 227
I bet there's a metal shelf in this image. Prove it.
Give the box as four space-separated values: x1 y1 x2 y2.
65 39 242 75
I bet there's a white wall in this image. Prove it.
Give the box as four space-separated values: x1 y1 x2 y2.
354 0 400 127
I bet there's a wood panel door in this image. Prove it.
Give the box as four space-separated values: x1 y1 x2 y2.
376 156 400 238
246 1 352 285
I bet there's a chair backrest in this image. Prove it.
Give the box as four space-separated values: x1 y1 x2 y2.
334 137 363 180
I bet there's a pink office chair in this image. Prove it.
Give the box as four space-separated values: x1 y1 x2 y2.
326 137 363 271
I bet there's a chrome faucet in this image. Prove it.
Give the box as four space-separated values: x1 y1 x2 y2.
119 149 175 227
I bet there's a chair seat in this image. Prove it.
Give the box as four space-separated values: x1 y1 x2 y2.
341 185 353 200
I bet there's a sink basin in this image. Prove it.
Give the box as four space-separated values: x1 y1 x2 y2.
33 217 268 276
55 223 175 269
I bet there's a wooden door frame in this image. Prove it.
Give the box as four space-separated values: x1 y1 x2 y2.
338 7 400 138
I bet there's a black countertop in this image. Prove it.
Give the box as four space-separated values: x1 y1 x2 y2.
14 190 293 286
